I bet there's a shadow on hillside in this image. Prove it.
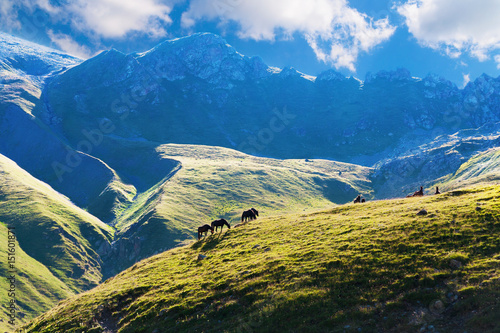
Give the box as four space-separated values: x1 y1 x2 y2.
313 177 359 204
191 232 229 251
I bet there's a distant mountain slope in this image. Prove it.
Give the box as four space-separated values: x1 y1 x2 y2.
372 122 500 198
436 147 500 191
0 33 137 222
0 32 81 78
105 143 372 276
22 185 500 333
0 153 114 288
38 33 500 166
3 31 500 211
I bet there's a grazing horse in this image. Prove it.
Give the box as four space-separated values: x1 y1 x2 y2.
241 208 259 222
435 186 440 195
198 224 214 240
407 186 424 198
211 218 231 232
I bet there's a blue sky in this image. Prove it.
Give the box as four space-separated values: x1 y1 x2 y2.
2 0 500 87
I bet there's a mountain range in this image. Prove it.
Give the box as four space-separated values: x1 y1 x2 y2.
1 31 500 330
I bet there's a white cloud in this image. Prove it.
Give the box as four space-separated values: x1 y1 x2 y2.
67 0 173 39
47 30 92 59
0 0 174 40
0 0 21 29
181 0 395 71
0 0 60 30
495 55 500 69
397 0 500 61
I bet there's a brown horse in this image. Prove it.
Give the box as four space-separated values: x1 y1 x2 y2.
353 195 367 203
198 224 214 240
241 208 259 222
211 218 231 232
407 186 424 198
353 195 366 203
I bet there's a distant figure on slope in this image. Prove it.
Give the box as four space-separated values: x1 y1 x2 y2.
241 208 259 222
407 186 424 198
211 218 231 232
198 224 214 240
435 186 440 195
353 195 365 203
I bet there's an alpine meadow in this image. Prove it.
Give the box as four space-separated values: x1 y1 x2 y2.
0 27 499 333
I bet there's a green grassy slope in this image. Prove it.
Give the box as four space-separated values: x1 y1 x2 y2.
23 185 500 333
0 153 115 290
435 148 500 192
0 222 74 332
106 144 372 275
0 153 116 328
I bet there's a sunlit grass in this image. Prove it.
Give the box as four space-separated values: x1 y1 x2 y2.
109 144 373 272
0 154 114 330
22 185 500 333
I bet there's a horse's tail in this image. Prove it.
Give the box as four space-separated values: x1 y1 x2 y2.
241 212 245 222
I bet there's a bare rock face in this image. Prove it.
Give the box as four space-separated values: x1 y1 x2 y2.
133 33 270 87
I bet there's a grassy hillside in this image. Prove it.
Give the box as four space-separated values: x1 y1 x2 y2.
0 153 115 329
22 185 500 332
435 147 500 192
0 222 74 332
105 144 372 275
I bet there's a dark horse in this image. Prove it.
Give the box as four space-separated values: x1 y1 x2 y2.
241 208 259 222
198 224 214 240
407 186 424 198
353 195 366 203
211 218 231 232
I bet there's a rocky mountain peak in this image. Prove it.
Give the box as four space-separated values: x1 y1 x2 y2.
364 68 414 84
133 32 269 86
316 69 346 82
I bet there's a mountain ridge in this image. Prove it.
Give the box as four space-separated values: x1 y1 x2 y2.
1 31 500 331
